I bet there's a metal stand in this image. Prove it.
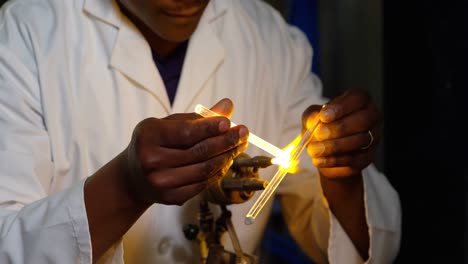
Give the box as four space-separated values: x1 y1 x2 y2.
183 155 272 264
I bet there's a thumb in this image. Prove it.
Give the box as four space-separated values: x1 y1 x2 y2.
210 98 234 118
302 105 322 131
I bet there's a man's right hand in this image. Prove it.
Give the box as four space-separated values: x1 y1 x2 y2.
84 99 248 261
124 99 248 206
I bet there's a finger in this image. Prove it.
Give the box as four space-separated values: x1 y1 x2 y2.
134 117 230 149
313 102 379 141
319 89 370 123
301 105 322 132
312 149 374 169
307 130 377 157
160 161 235 206
361 127 381 150
147 145 246 189
157 116 232 148
318 167 363 179
210 98 234 118
162 113 200 121
157 181 208 206
140 127 249 170
185 126 248 163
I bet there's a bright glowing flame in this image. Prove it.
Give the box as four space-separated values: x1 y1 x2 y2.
246 119 321 225
271 145 293 168
271 135 303 173
195 104 307 175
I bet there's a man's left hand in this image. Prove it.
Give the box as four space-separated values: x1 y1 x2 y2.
303 88 382 179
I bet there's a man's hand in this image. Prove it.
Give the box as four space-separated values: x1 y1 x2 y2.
303 88 381 179
302 89 381 260
124 99 248 206
85 99 248 261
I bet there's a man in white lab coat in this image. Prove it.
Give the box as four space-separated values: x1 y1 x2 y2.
0 0 401 263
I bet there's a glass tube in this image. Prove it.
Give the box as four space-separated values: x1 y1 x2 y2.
194 104 284 158
245 121 320 225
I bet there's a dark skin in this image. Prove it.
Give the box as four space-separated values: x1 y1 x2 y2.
86 1 217 260
85 0 379 262
303 89 381 260
85 99 248 261
117 0 209 58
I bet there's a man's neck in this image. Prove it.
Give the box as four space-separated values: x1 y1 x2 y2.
118 3 182 59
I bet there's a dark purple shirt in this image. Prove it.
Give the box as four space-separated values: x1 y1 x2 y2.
152 41 189 106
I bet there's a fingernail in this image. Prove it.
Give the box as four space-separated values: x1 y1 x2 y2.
220 99 232 113
219 120 230 132
315 125 331 140
238 127 248 139
321 107 335 121
309 143 325 156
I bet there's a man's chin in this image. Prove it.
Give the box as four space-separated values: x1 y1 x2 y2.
156 25 198 43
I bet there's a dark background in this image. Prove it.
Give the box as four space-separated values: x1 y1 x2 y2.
383 0 467 263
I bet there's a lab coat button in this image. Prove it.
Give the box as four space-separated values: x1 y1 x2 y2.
158 236 171 254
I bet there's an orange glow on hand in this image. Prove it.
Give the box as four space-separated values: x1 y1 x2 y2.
271 135 302 174
245 113 321 225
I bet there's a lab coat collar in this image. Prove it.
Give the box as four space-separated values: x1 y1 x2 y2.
83 0 122 28
172 2 227 112
83 0 228 114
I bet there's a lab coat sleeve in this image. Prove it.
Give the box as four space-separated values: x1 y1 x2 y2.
0 5 122 263
258 7 402 263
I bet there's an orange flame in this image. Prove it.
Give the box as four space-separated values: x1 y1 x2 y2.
271 135 302 174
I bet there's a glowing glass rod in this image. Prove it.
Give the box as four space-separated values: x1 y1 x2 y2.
245 120 320 225
194 104 284 158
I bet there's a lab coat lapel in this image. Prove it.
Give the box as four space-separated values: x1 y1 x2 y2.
83 0 120 27
84 0 171 113
110 23 171 113
172 4 226 113
84 0 228 114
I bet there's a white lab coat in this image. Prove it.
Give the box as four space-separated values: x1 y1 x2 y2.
0 0 401 263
